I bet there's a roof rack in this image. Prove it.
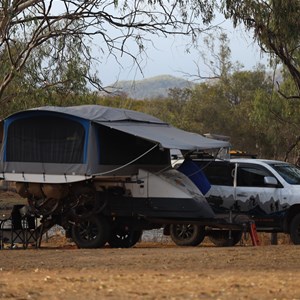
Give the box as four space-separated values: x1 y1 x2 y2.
229 150 257 159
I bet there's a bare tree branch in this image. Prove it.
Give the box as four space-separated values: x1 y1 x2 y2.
284 135 300 162
0 0 217 101
276 81 300 100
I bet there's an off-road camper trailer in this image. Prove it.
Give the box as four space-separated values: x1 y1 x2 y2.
0 105 229 248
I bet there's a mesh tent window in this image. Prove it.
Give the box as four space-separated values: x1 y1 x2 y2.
97 125 170 165
6 116 86 164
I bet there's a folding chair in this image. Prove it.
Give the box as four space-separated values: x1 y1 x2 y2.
0 205 40 249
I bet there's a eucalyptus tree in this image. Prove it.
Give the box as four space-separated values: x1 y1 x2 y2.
221 0 300 99
186 67 273 156
0 35 101 117
0 0 217 111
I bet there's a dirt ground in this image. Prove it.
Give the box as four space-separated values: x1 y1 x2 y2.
0 190 300 300
0 242 300 300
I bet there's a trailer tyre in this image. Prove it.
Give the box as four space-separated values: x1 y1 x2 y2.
208 230 242 247
108 229 142 248
72 215 110 248
170 224 205 246
290 214 300 245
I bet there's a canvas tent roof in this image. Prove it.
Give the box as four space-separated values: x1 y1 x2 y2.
19 105 230 151
30 105 164 123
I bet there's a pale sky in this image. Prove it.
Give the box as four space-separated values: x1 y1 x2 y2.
97 18 268 86
49 1 268 87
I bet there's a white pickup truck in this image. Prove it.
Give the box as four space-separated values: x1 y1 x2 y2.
181 157 300 245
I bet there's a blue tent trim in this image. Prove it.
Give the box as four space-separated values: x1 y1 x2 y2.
177 159 211 195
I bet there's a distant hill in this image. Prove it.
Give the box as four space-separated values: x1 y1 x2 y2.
106 75 195 99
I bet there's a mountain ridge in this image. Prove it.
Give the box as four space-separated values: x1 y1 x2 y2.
106 74 194 99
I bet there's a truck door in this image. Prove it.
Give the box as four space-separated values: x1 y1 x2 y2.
204 161 236 213
235 163 283 221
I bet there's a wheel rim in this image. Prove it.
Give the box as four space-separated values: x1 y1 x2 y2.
77 220 99 241
174 224 195 240
115 231 129 241
109 229 142 248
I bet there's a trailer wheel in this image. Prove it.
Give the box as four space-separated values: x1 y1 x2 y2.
290 214 300 244
72 215 110 248
208 230 242 247
170 224 205 246
108 228 142 248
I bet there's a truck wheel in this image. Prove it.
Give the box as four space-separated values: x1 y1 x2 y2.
290 214 300 244
208 230 242 247
72 215 110 248
170 224 205 246
108 229 142 248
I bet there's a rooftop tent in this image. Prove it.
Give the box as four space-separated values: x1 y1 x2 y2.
0 111 93 182
27 105 230 151
0 105 230 183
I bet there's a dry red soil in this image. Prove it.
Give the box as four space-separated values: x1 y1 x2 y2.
0 241 300 300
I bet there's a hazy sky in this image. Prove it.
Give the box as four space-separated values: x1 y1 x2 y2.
51 2 268 87
97 18 268 86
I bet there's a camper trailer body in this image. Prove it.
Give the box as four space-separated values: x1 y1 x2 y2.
0 105 228 248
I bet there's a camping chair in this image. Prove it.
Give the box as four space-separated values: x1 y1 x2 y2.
0 205 40 249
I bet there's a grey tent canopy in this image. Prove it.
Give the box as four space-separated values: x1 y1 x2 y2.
28 105 229 151
0 105 230 183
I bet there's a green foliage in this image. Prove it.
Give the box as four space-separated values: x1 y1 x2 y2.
221 0 300 96
100 66 300 162
251 70 300 161
140 66 282 159
186 68 272 155
143 88 193 130
0 35 101 118
0 0 218 105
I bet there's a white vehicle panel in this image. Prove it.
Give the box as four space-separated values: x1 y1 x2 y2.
234 186 283 213
147 169 202 199
2 172 92 183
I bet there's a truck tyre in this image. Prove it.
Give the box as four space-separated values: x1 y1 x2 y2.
108 229 142 248
290 214 300 245
208 230 242 247
170 224 205 246
72 215 110 248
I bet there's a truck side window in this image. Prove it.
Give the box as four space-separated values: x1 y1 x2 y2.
201 163 234 186
237 165 273 187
